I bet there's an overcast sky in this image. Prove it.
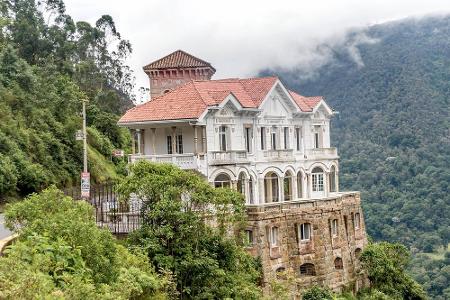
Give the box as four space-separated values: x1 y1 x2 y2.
64 0 450 99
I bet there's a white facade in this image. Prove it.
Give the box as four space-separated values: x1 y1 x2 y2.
124 80 339 205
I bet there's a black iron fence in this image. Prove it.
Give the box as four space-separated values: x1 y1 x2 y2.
64 183 142 235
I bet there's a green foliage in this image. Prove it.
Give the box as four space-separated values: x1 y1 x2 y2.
302 286 334 300
0 0 133 199
360 242 427 299
118 161 262 299
0 186 167 299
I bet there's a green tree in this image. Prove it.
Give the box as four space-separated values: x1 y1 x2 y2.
118 161 262 299
1 187 168 299
360 242 427 299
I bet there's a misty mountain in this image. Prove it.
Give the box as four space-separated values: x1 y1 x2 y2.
263 15 450 298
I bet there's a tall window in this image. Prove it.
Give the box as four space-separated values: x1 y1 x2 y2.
284 171 293 201
271 127 277 150
214 173 231 188
260 127 266 150
244 230 253 246
314 132 320 149
166 136 173 154
297 171 303 198
237 172 246 197
244 126 253 153
331 219 339 236
219 126 228 151
270 226 279 246
295 127 302 151
264 172 279 203
283 127 289 149
176 134 183 154
329 165 337 192
298 223 312 241
312 167 324 192
354 212 361 229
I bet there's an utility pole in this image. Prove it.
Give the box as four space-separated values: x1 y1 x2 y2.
80 99 90 199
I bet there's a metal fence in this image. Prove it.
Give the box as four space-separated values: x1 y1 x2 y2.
64 184 142 235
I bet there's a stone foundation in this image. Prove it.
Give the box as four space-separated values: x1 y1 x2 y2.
244 192 368 297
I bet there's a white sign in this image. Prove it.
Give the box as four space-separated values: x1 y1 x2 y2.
75 130 84 141
81 172 90 198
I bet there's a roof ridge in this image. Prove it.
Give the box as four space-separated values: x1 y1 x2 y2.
191 81 210 107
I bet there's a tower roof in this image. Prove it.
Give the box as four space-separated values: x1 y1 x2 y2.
143 50 216 72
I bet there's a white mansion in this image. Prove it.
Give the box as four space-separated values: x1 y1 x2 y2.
119 50 339 204
119 50 367 293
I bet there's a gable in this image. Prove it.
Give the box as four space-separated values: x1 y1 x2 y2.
259 83 299 118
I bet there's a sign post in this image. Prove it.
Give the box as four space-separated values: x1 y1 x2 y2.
81 172 90 198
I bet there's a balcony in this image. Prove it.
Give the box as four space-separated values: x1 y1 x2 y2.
128 153 202 170
263 149 294 160
304 147 338 160
209 150 248 165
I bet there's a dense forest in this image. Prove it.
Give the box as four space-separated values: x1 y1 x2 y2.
265 15 450 299
0 0 132 200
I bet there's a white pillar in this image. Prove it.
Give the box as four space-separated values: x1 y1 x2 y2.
193 125 198 155
280 176 285 202
151 128 156 155
136 129 142 155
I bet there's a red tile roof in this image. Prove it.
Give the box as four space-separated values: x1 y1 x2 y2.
143 50 215 71
118 77 324 124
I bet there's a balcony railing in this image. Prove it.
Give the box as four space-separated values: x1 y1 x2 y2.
128 153 199 170
209 150 248 165
263 149 294 160
305 147 338 159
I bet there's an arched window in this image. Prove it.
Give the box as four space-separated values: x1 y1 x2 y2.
334 257 344 270
329 165 337 192
214 173 231 188
284 171 293 201
297 171 303 198
264 172 279 203
237 172 246 197
312 167 325 192
355 248 362 258
298 223 312 241
299 263 316 276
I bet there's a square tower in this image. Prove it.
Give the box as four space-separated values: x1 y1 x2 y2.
143 50 216 99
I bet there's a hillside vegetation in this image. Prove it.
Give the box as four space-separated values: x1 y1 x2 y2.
0 0 132 200
267 15 450 299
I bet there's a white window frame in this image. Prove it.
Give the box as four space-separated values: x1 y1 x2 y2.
354 213 360 229
219 126 227 151
270 226 279 247
176 134 183 154
331 219 338 237
283 127 289 149
244 126 253 153
312 173 324 192
260 127 266 150
298 223 311 241
166 135 173 154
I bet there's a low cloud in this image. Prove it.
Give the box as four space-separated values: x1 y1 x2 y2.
63 0 450 97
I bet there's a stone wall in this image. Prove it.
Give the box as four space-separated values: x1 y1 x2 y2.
245 192 368 297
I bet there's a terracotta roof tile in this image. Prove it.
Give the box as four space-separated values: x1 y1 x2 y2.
118 77 324 124
143 50 215 71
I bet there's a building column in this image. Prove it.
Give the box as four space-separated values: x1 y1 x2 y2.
193 125 198 154
131 129 136 154
202 126 207 153
324 172 329 197
259 177 265 204
307 173 312 198
136 129 142 154
150 128 156 154
292 175 298 200
279 176 285 202
171 126 177 154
